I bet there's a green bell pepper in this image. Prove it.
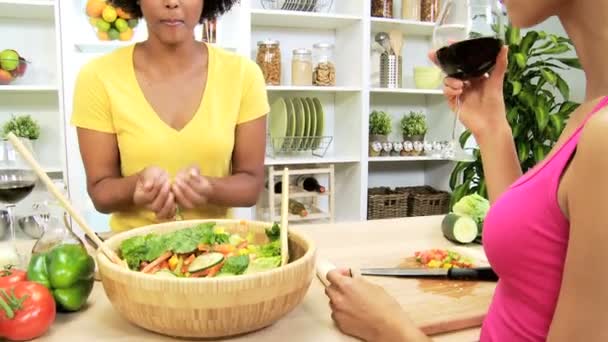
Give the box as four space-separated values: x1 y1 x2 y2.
27 243 95 312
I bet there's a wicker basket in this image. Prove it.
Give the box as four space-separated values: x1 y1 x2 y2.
96 219 316 339
396 186 451 217
367 187 409 219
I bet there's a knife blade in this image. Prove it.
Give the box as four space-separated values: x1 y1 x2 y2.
359 266 499 282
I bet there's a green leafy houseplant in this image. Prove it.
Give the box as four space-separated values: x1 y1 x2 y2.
2 114 41 140
449 25 581 206
400 111 428 140
369 110 392 140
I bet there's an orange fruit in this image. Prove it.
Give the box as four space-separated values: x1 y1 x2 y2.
86 0 106 18
119 28 134 41
97 30 109 41
116 7 132 19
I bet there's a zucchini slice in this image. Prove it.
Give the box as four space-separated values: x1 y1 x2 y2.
442 213 478 244
188 252 224 273
154 269 177 278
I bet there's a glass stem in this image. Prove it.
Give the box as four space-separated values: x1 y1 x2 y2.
6 204 15 244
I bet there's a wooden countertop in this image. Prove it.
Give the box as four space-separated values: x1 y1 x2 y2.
16 216 491 342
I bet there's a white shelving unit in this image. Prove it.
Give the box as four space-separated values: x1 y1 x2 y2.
0 0 67 218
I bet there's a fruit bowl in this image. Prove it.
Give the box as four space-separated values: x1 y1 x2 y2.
85 0 140 42
0 49 29 85
96 219 316 339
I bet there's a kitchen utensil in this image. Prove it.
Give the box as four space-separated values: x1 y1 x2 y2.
389 29 403 56
374 31 393 54
360 266 499 281
18 215 45 239
380 52 403 88
280 168 289 266
6 132 127 269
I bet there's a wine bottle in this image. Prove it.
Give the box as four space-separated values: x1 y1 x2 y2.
288 199 308 217
296 176 325 193
265 180 283 194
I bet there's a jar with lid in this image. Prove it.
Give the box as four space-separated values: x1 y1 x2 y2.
291 48 312 86
371 0 393 18
312 43 336 86
420 0 439 22
402 0 420 20
256 39 281 85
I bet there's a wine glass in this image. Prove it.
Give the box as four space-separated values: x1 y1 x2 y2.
432 0 505 160
0 139 37 268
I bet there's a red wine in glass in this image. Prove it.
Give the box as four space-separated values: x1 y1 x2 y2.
0 180 35 203
436 37 503 80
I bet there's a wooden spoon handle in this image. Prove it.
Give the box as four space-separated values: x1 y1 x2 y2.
6 133 126 268
280 167 289 266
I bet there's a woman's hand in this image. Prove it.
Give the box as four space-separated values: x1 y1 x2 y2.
325 269 428 342
133 166 176 219
429 45 510 137
171 166 214 210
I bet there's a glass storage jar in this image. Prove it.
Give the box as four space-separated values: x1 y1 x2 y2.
256 39 281 85
402 0 420 20
312 43 336 86
371 0 393 18
291 48 313 86
420 0 439 21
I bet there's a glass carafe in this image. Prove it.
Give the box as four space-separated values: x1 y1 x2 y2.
31 182 84 256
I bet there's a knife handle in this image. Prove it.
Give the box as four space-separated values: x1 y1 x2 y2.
447 267 499 281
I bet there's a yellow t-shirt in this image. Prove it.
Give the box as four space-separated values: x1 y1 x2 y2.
71 43 269 232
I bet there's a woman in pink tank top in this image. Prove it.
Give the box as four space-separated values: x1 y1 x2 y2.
323 0 608 341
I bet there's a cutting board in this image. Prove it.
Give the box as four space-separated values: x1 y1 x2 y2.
301 216 496 336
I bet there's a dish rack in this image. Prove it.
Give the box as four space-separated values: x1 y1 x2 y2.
260 0 334 12
267 135 333 158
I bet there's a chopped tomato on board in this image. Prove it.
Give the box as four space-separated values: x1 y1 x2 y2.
414 249 473 269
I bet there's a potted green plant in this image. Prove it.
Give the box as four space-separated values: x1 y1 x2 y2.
2 114 41 142
448 24 581 208
369 110 392 143
400 111 427 142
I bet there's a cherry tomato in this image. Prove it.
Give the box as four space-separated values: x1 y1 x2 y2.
0 281 56 341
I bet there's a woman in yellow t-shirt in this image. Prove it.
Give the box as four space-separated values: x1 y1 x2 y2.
71 0 269 232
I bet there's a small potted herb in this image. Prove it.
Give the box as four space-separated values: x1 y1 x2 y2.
2 114 41 142
400 111 427 142
369 110 392 143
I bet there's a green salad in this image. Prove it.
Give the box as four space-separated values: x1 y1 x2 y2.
118 222 282 278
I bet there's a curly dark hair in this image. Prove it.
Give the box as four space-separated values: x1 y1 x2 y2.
109 0 240 22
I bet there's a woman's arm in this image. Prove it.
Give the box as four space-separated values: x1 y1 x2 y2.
546 112 608 341
473 122 522 203
207 115 267 207
77 128 137 213
77 128 176 218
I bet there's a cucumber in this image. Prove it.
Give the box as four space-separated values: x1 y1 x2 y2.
442 213 478 244
188 252 224 273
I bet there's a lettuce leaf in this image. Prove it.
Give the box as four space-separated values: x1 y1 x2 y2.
219 255 250 275
246 256 281 274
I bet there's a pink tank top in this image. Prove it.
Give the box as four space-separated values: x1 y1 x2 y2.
480 96 608 341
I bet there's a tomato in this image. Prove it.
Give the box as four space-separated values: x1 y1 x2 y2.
0 281 56 341
0 266 26 288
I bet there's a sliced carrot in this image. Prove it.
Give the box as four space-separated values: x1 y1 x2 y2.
213 244 235 254
206 262 224 277
181 264 189 273
197 243 210 252
236 241 248 249
184 254 196 266
160 260 170 270
141 251 173 274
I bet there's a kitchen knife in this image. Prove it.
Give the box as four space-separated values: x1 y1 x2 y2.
359 266 499 282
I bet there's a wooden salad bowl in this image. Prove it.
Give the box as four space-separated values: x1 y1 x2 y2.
96 219 316 338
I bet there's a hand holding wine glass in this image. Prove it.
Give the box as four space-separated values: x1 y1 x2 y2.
429 45 509 137
431 0 506 158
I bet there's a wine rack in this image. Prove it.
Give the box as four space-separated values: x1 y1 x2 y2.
257 165 335 223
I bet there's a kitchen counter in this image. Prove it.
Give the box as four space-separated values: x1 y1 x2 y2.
16 216 493 342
